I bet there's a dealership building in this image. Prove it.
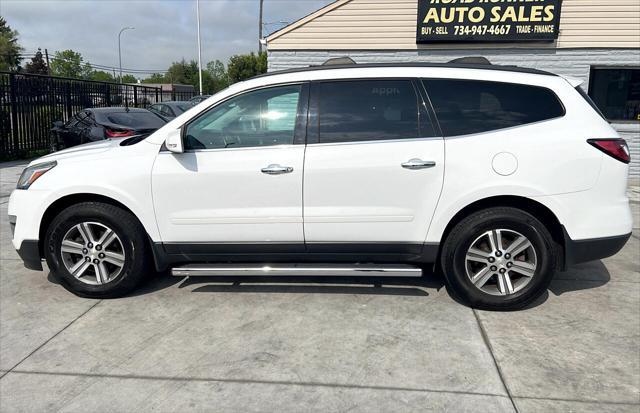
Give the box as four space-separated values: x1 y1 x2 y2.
266 0 640 177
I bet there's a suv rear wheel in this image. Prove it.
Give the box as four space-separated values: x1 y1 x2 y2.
44 202 151 298
441 207 557 310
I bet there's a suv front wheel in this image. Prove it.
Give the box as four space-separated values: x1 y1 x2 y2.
441 207 557 310
44 202 151 298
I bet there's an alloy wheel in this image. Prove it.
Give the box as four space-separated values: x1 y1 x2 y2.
464 229 538 296
60 222 126 285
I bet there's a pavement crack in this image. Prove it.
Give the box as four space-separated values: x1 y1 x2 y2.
4 369 512 400
473 309 519 413
0 300 103 380
513 395 640 407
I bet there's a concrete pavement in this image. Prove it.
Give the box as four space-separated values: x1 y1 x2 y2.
1 161 638 412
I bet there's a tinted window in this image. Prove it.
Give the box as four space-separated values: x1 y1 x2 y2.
318 80 432 143
588 68 640 121
99 112 166 128
423 79 565 136
575 86 606 120
185 85 301 150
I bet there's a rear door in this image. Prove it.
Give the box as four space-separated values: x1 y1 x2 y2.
302 79 445 255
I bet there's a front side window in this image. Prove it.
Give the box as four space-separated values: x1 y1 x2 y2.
317 80 433 144
185 84 302 150
589 67 640 122
423 79 565 137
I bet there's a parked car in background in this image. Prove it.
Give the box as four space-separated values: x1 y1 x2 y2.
188 95 211 106
148 101 191 119
50 107 167 151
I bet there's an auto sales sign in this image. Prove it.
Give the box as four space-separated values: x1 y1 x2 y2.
416 0 563 43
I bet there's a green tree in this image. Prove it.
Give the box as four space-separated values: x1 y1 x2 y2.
50 49 92 79
0 17 23 71
165 59 199 86
89 70 114 82
24 48 49 74
206 59 229 92
142 73 166 84
227 52 267 83
121 74 138 83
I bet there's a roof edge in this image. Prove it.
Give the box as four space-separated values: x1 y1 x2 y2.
266 0 352 43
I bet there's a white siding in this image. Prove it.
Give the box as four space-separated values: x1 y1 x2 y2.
267 0 640 50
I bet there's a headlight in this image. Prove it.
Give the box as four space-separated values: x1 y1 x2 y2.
16 161 57 190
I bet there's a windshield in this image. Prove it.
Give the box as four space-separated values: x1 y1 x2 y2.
175 104 190 113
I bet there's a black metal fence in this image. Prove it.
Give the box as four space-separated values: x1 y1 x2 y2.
0 71 195 159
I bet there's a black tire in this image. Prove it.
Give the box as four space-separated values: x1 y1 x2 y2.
440 207 557 311
44 202 151 298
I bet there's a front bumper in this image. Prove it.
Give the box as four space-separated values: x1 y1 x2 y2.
9 188 50 272
563 227 631 268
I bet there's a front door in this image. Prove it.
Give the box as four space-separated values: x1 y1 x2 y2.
152 83 308 253
303 79 445 255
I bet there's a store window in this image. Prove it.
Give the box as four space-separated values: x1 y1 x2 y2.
589 67 640 122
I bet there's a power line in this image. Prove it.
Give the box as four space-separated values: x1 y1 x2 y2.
16 52 169 74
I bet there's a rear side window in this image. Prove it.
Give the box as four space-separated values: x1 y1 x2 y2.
423 79 565 137
575 86 606 120
317 80 434 144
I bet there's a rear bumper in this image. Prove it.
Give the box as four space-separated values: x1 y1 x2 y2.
16 239 43 271
563 228 631 268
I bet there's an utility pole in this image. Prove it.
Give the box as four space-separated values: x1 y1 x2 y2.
196 0 203 95
44 48 50 75
118 26 135 83
258 0 264 53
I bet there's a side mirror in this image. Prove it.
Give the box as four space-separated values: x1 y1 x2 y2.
165 128 184 154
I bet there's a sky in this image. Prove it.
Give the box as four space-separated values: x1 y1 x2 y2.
1 0 334 76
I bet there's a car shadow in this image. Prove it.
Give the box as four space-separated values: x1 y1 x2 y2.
549 259 611 295
178 272 444 297
451 259 612 311
46 259 612 305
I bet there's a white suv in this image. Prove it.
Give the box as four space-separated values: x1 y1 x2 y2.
8 62 633 310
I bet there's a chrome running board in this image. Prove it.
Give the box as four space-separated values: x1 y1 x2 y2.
171 263 422 277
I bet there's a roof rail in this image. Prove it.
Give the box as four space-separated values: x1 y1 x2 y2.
321 57 356 66
448 56 492 65
253 62 556 80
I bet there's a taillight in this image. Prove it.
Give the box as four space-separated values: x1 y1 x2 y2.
587 139 630 164
105 128 134 138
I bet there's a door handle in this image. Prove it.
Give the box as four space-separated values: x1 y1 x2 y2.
261 164 294 175
401 159 436 170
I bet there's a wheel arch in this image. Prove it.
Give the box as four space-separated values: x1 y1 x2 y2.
438 195 566 269
38 193 160 268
